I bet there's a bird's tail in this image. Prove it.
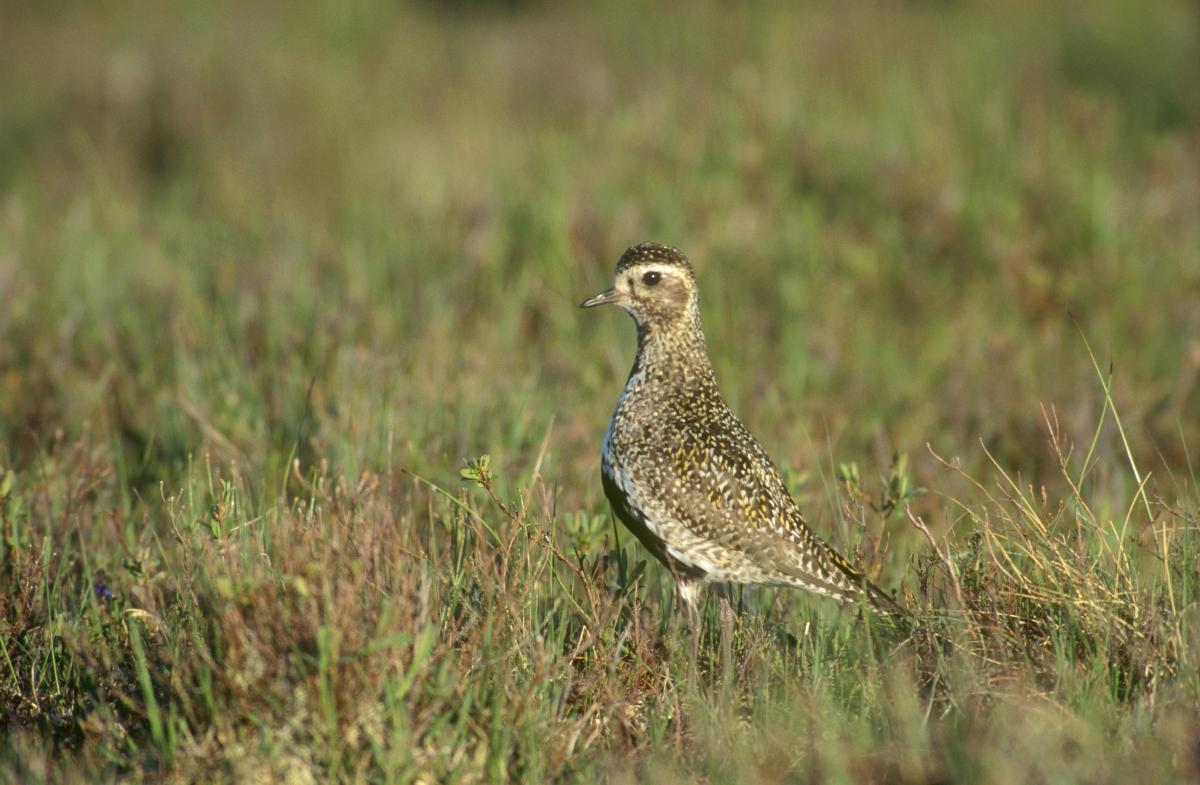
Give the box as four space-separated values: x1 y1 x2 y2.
823 544 910 618
860 577 909 617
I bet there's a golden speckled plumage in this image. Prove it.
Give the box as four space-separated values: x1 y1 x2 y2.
582 242 904 622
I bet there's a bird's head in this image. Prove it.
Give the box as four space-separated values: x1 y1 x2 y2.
580 242 698 327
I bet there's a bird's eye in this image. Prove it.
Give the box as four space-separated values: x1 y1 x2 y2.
642 271 661 286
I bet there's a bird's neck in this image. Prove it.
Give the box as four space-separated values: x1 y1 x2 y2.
629 311 717 392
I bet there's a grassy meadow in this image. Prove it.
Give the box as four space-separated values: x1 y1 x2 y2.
2 0 1200 781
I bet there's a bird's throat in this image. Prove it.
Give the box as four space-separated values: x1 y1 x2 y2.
631 314 716 391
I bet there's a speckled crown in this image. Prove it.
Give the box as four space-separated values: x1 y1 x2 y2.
615 242 694 276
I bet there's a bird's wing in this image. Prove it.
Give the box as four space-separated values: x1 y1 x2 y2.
661 405 885 604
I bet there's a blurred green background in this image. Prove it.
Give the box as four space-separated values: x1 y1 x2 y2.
1 1 1199 782
3 0 1197 498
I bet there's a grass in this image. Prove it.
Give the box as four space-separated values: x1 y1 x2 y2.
1 0 1199 781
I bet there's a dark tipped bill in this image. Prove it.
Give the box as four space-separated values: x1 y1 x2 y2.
580 287 622 308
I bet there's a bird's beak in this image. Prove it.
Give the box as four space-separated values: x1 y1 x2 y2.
579 287 623 309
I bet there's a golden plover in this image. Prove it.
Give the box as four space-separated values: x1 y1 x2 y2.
581 242 905 624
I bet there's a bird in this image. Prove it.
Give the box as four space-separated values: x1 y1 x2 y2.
581 241 905 626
